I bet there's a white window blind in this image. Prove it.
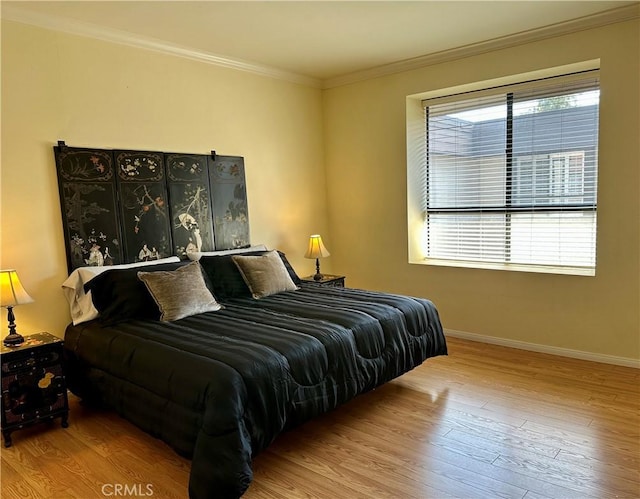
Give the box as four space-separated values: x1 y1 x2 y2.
423 70 599 274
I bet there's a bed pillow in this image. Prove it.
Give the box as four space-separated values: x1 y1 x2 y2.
231 250 299 299
198 252 259 300
84 260 189 325
61 256 181 325
137 261 222 321
199 250 300 300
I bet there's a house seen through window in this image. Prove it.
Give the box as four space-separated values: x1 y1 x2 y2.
422 70 599 275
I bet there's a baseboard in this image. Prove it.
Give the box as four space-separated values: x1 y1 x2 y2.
444 328 640 369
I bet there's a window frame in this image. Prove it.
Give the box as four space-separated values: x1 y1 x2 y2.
407 65 600 276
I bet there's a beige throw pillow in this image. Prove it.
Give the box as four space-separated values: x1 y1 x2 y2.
232 250 298 299
137 261 222 321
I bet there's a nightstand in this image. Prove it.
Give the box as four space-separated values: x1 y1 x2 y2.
300 274 346 288
1 332 69 447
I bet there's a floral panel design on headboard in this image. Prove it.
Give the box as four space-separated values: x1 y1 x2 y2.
208 155 250 250
165 153 215 257
114 151 173 263
54 146 124 272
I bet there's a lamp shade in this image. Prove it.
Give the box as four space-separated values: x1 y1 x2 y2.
0 270 34 307
304 235 330 260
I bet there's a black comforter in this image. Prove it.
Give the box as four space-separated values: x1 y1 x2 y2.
64 283 446 498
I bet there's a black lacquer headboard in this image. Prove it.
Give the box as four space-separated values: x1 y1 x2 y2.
54 142 250 273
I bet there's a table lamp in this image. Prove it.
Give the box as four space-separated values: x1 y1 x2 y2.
304 234 330 281
1 269 34 347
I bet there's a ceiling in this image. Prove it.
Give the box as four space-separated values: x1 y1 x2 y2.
3 1 638 86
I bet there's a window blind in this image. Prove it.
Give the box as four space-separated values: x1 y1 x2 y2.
423 70 599 273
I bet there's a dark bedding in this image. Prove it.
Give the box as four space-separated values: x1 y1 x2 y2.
64 283 446 498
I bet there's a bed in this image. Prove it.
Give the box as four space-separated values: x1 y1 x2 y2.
54 144 446 497
61 249 447 498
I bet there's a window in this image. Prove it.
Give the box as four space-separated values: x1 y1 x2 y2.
421 70 599 275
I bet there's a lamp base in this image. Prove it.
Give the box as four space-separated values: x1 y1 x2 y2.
3 306 25 347
3 332 24 347
313 258 324 281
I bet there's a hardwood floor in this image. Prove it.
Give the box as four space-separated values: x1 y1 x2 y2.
2 337 639 498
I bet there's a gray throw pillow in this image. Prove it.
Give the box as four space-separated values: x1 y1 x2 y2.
232 250 298 299
137 261 222 321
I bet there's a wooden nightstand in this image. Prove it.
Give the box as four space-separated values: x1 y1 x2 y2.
1 332 69 447
300 274 346 288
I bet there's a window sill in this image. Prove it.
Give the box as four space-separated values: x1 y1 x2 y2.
415 257 595 276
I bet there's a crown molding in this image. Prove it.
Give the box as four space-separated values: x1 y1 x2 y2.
0 4 322 88
2 3 637 91
323 3 640 89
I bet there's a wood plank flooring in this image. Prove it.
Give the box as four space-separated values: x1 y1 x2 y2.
1 337 639 498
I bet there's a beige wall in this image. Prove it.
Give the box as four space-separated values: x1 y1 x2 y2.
1 20 329 338
323 20 640 360
2 18 638 362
